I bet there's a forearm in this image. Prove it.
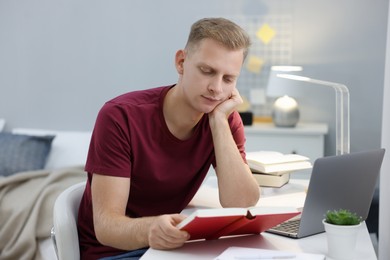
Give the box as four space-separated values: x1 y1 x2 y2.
91 174 189 251
94 211 189 251
209 114 260 207
94 212 154 251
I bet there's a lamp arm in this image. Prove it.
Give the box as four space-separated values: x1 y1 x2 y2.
277 74 350 155
304 78 350 155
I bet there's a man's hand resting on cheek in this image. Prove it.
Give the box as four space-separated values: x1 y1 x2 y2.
209 88 243 122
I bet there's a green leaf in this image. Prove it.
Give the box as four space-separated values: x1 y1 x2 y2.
325 209 362 225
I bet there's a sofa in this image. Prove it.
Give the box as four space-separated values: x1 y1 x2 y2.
0 124 91 260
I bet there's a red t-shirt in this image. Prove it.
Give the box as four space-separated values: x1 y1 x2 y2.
77 85 247 259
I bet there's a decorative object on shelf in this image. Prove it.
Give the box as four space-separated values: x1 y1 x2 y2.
266 66 303 128
277 74 350 155
271 95 300 127
322 209 363 260
238 112 253 126
237 96 253 126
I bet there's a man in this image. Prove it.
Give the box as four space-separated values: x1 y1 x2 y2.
77 17 260 260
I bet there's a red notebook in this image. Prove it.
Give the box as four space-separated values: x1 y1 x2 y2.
177 207 300 241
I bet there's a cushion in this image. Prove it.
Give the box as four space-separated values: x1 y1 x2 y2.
0 132 55 176
12 128 92 169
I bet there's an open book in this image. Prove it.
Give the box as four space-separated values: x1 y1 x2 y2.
177 207 300 241
246 151 312 174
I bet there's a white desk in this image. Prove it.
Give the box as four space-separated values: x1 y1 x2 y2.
141 177 377 260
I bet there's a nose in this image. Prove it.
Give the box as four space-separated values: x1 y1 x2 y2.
208 76 223 95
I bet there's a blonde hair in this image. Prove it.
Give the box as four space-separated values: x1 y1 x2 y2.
185 17 251 60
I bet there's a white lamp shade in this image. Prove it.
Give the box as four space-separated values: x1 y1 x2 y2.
266 66 303 97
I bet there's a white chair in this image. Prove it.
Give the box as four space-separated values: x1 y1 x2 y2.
51 182 86 260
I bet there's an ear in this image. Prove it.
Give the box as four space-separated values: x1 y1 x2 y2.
175 49 186 75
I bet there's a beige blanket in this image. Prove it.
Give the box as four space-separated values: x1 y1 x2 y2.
0 167 87 260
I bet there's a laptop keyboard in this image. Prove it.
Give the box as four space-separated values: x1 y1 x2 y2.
269 219 301 234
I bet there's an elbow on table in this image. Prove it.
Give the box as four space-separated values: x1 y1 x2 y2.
220 189 260 208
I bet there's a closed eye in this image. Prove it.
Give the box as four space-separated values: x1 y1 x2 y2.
223 76 236 84
199 65 237 83
200 66 214 75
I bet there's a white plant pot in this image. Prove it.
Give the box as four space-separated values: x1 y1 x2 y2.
323 219 362 260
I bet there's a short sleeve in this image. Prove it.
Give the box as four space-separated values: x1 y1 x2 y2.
229 111 247 163
85 102 132 178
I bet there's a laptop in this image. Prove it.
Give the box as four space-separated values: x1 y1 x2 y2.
267 148 385 238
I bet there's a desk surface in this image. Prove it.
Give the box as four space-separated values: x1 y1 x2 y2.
141 177 377 260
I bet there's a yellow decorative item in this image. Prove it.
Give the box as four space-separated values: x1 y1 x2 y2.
246 56 264 74
256 23 276 44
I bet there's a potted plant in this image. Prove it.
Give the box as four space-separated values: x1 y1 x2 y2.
323 209 363 260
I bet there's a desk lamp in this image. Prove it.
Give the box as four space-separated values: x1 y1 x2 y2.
266 66 303 127
277 74 350 155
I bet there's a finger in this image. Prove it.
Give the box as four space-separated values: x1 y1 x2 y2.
151 230 187 249
161 224 189 242
149 215 189 249
171 213 187 224
231 88 243 103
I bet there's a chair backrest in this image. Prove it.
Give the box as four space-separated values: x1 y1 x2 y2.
52 181 86 260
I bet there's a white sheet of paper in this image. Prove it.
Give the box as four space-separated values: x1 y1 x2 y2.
214 247 325 260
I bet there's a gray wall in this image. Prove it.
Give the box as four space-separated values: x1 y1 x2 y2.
0 0 388 156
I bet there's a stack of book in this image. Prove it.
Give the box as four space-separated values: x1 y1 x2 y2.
246 151 312 188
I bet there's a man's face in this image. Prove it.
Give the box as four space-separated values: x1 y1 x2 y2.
178 39 244 114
